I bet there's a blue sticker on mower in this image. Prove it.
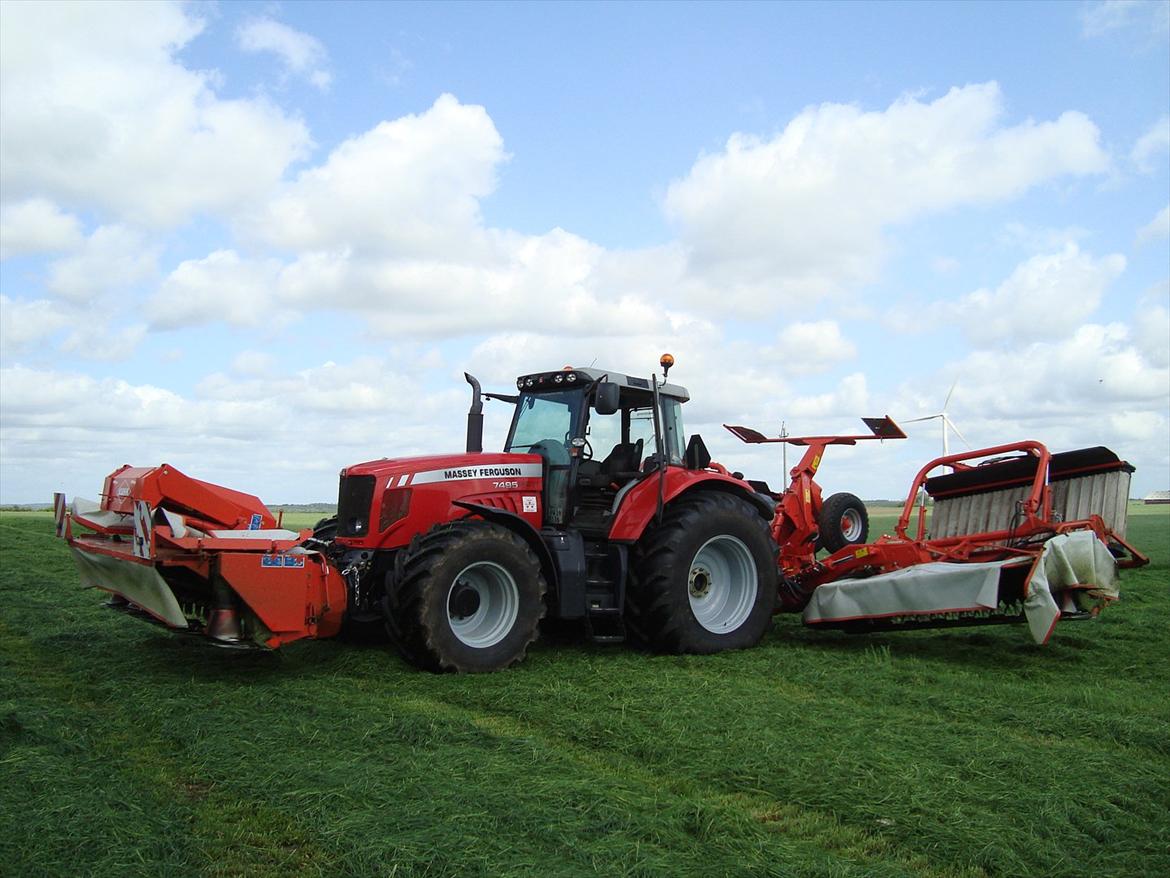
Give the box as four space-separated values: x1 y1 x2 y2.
248 513 263 530
262 554 305 568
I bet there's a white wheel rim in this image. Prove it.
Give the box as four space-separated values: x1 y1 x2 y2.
688 535 758 634
446 561 519 648
840 509 863 541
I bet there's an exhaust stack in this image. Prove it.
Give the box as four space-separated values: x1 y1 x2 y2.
464 372 484 453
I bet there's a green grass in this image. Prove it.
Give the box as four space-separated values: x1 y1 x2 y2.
2 506 1167 877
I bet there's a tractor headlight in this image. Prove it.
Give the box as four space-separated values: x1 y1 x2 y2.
554 374 563 384
566 373 577 383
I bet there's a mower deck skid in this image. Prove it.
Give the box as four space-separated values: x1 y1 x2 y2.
795 442 1147 643
54 465 346 649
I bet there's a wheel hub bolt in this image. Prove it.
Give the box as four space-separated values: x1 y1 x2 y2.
689 566 712 598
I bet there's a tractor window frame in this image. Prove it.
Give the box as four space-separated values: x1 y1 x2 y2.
505 389 587 455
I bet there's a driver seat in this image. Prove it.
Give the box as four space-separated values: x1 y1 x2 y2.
578 439 644 489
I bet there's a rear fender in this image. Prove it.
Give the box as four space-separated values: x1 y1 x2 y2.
607 469 772 542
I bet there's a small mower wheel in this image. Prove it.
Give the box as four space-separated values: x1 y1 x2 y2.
817 493 869 553
383 520 546 672
628 493 777 654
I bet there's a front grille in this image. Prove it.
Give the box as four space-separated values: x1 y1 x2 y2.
337 475 376 538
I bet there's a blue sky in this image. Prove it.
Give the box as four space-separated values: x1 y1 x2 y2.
1 0 1167 504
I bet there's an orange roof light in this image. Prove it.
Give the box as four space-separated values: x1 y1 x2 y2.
660 353 675 378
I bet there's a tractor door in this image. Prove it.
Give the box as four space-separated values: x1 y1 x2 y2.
570 392 663 536
504 389 585 525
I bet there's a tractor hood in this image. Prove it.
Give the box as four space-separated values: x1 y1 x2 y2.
342 452 542 486
335 452 546 549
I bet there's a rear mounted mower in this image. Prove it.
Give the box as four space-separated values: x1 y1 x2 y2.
53 358 1148 671
791 442 1147 642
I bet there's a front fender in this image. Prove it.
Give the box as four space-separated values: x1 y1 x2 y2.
452 501 559 591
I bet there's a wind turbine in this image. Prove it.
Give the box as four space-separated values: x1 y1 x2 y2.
903 379 971 457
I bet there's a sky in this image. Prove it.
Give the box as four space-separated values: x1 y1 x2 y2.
1 0 1168 505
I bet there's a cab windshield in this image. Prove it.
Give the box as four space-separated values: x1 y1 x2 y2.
505 390 583 459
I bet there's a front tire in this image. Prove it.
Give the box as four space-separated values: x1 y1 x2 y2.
384 520 546 672
629 492 777 654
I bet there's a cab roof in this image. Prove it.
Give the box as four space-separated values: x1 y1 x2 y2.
516 367 690 403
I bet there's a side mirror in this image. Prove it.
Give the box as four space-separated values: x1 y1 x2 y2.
594 381 620 415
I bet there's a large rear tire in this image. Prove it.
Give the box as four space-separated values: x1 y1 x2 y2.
629 492 777 654
817 492 869 553
383 520 546 672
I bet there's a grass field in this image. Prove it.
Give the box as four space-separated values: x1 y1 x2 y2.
1 506 1167 877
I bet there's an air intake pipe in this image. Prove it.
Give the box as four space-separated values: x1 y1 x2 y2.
464 372 484 453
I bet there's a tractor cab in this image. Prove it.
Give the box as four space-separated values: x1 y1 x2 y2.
504 367 690 534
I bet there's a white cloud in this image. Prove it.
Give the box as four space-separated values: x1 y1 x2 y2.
0 295 74 350
241 94 505 255
998 222 1091 251
147 229 666 338
775 321 857 374
59 322 147 362
1131 116 1169 173
0 293 147 361
0 198 83 259
786 373 869 419
1134 282 1170 368
0 358 470 502
143 84 1123 354
948 244 1125 346
933 323 1167 419
1082 0 1170 38
46 225 157 301
0 1 311 227
885 316 1169 489
663 83 1109 307
149 250 285 329
236 16 332 91
1136 205 1170 244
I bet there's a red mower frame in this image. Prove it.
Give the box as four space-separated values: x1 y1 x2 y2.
724 416 907 579
800 440 1149 593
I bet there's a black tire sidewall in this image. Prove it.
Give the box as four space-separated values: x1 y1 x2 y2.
817 492 869 554
416 525 545 671
641 496 777 653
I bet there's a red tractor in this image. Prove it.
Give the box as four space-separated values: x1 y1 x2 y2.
322 358 788 671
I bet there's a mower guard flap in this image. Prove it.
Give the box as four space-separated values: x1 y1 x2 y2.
1025 530 1119 644
69 543 187 627
803 559 1022 628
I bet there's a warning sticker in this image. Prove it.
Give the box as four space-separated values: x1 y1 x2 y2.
522 495 538 513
